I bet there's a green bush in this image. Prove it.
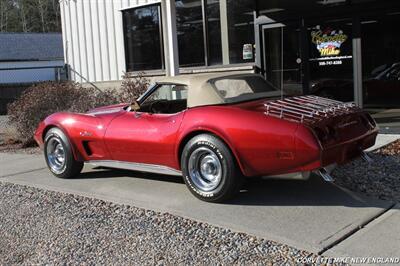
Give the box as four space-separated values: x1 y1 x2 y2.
7 74 149 146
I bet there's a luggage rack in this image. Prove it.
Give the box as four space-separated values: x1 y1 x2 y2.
264 95 357 124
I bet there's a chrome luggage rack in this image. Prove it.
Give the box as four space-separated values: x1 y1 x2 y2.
264 95 357 124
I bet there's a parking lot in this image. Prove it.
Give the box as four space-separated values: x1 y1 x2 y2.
1 150 399 259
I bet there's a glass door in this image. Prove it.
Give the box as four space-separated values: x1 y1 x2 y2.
261 23 303 95
307 20 354 102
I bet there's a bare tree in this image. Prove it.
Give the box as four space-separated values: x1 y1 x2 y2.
15 0 29 32
51 0 60 31
37 0 47 32
0 0 61 32
0 0 9 32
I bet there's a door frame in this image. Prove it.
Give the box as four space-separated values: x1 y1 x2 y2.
258 20 307 94
260 23 284 87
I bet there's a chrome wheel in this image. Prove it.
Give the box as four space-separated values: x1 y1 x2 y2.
46 137 66 174
188 147 222 192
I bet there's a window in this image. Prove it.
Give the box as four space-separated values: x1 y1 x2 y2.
227 0 255 64
211 75 280 103
362 12 400 107
140 84 188 114
123 5 164 71
207 0 222 65
308 20 354 102
176 0 205 67
175 0 223 67
144 84 188 102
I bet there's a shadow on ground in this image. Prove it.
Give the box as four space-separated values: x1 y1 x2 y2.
74 167 390 208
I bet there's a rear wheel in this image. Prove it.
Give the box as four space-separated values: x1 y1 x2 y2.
44 128 83 178
181 134 243 202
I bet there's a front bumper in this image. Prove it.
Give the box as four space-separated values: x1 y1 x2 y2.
33 121 46 149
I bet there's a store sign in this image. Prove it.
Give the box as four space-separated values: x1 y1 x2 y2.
311 28 348 57
243 44 253 60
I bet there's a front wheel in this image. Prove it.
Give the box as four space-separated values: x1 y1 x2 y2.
44 127 83 178
181 134 243 202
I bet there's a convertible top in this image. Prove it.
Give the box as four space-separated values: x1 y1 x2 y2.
154 71 255 108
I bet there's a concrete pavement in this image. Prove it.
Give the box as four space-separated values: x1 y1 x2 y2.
1 152 398 257
325 204 400 259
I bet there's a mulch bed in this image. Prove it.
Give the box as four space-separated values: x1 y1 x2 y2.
375 139 400 156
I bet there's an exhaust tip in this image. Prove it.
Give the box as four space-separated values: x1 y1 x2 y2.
318 168 334 182
361 151 373 163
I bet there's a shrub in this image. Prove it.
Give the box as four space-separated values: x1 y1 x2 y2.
68 86 120 113
7 74 150 147
119 72 149 103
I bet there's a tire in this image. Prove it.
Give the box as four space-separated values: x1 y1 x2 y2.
181 134 243 203
44 127 83 179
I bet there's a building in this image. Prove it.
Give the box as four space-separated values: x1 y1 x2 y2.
60 0 400 108
0 33 65 114
0 33 64 84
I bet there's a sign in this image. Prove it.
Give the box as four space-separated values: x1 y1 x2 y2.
243 44 253 60
311 28 348 57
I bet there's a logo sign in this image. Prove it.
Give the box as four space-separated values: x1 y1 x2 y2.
311 28 348 57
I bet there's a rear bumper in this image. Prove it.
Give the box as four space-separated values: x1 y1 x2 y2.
321 129 378 167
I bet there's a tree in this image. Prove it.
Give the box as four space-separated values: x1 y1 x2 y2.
0 0 10 31
0 0 61 33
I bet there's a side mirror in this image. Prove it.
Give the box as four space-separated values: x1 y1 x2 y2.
130 100 141 112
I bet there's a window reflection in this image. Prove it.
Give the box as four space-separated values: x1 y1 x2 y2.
207 0 222 65
227 0 255 64
176 0 205 67
362 13 400 107
123 5 163 71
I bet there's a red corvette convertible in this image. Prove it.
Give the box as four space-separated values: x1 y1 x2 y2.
34 73 378 202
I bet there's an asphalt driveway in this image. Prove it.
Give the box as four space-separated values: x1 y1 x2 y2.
0 152 399 258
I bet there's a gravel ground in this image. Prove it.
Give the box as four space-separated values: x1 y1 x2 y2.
333 140 400 203
0 182 321 265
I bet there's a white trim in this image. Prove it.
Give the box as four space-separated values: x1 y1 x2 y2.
164 0 179 76
118 1 161 11
219 0 229 65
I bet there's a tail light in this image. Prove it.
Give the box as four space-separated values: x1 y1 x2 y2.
313 125 338 143
360 113 376 129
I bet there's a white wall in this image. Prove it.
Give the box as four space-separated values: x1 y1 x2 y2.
60 0 160 83
0 60 64 84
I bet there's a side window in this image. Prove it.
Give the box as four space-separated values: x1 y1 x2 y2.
146 84 188 102
140 84 188 114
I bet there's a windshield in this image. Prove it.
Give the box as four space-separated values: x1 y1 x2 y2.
210 75 283 103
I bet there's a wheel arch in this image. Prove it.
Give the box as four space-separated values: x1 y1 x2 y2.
177 129 247 176
42 124 84 161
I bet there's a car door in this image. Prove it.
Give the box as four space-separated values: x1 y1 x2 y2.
104 84 187 169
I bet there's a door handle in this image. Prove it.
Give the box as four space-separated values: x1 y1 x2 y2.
134 112 141 118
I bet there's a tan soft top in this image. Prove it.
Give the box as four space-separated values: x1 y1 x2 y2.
153 71 254 108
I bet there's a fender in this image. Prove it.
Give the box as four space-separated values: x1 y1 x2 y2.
37 119 85 161
175 126 248 176
36 112 113 162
